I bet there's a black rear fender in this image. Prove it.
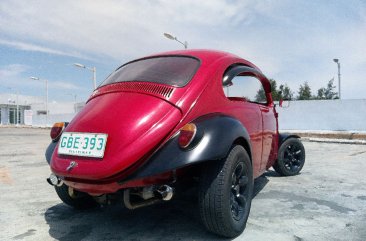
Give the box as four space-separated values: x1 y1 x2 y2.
278 133 301 147
45 141 57 165
45 122 69 165
127 114 252 180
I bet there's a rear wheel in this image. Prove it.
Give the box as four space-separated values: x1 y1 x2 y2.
54 184 98 209
199 145 253 238
273 138 305 176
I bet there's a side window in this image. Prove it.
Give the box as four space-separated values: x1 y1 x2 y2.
223 75 267 104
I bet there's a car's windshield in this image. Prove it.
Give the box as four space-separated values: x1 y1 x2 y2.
101 56 200 87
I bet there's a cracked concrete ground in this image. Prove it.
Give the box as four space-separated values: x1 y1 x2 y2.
0 127 365 241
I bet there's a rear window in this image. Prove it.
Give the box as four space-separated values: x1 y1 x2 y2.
101 56 200 87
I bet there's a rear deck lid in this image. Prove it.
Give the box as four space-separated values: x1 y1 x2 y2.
51 91 182 180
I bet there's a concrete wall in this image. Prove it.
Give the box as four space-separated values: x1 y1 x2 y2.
3 97 365 131
40 99 365 131
277 99 366 131
31 113 76 127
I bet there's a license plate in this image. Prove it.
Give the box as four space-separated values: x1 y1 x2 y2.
58 132 108 158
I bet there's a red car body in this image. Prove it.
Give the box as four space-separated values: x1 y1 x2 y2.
49 50 277 193
45 49 305 238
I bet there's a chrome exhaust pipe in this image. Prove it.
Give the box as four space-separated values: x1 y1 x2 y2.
156 185 174 201
123 189 160 210
47 173 63 187
123 185 174 210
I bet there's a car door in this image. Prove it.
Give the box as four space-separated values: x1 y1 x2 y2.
259 102 277 171
223 66 277 174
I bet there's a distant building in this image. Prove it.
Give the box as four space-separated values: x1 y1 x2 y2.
0 94 34 125
0 93 82 126
0 102 31 125
75 102 86 113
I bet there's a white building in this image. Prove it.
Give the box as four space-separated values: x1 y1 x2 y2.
0 93 84 126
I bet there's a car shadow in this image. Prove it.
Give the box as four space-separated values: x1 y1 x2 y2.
45 195 226 241
44 178 269 241
264 170 281 177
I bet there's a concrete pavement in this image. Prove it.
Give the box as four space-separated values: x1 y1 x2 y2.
0 127 365 240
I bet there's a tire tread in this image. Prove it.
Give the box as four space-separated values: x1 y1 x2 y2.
199 145 253 238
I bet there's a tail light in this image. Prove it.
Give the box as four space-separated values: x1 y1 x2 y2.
178 123 197 148
50 122 65 141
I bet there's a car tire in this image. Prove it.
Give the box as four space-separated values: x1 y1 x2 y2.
198 145 253 238
273 137 305 176
54 184 98 209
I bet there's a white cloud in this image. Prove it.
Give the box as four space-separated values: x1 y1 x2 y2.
0 64 39 95
0 0 262 59
50 81 80 90
0 64 28 78
0 0 365 98
0 64 79 94
0 39 91 59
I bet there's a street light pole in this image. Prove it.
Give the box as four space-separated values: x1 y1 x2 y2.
46 79 48 123
66 93 77 113
333 59 341 99
73 63 97 90
30 77 49 126
92 66 96 89
163 32 188 49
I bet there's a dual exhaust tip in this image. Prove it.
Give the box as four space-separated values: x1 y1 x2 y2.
123 184 174 210
156 185 174 201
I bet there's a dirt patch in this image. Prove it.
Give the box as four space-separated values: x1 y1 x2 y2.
0 166 13 184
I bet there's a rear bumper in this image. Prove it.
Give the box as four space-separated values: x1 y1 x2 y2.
63 180 121 195
62 171 175 195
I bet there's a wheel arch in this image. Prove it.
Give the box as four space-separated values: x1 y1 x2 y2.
279 133 301 147
233 137 252 164
274 134 305 176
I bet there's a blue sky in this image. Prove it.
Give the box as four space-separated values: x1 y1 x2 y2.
0 0 365 102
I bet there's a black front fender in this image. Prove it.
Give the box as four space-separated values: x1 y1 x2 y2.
127 114 251 180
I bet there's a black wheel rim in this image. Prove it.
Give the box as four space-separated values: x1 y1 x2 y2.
283 143 304 173
230 162 249 221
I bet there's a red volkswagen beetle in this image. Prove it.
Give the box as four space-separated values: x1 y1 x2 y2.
45 50 305 238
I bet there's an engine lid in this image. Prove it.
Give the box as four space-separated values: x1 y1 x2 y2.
51 90 182 180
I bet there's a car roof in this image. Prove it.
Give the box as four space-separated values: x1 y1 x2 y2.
142 49 261 71
149 49 238 59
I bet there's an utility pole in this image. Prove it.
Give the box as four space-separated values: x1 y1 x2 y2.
333 59 341 99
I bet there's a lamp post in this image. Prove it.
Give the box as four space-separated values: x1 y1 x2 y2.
66 93 77 113
73 63 97 90
333 58 341 99
30 76 48 126
163 32 188 49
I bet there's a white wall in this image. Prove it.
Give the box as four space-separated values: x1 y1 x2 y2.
31 113 76 127
277 99 366 131
3 93 364 131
